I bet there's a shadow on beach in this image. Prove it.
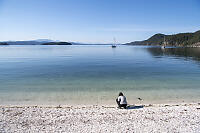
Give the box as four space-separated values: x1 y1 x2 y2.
126 105 144 110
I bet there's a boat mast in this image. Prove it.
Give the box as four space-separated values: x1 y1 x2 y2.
163 35 166 46
113 37 116 46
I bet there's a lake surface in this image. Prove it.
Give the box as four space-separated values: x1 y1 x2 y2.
0 45 200 105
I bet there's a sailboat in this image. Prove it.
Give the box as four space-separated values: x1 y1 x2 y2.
112 38 117 48
161 36 166 49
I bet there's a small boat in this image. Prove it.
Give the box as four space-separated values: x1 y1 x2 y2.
112 45 116 48
161 45 165 49
112 37 117 48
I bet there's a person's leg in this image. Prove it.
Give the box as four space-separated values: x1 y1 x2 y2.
124 104 127 109
116 99 120 107
121 104 127 109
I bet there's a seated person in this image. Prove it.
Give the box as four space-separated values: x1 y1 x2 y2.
116 92 127 109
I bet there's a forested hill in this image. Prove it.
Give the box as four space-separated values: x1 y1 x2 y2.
41 42 72 45
125 30 200 46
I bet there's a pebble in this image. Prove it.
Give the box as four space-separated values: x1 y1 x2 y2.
0 104 200 132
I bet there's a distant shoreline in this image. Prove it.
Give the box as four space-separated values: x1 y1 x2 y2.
0 102 199 108
1 44 200 48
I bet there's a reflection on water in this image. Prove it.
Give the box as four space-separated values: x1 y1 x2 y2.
147 47 200 62
0 45 200 105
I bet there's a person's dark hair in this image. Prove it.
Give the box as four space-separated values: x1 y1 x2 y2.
119 92 123 96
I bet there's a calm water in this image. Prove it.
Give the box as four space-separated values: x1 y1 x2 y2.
0 45 200 105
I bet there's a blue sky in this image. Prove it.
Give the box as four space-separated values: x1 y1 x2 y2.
0 0 200 43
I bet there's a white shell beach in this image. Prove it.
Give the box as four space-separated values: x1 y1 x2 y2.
1 0 200 132
1 103 200 132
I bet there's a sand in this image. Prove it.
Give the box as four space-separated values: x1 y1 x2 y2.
0 103 200 133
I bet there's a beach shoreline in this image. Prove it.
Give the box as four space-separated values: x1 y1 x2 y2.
0 102 199 108
1 102 200 132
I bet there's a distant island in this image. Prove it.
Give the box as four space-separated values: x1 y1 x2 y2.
0 40 72 45
41 42 72 45
0 40 109 46
125 30 200 47
0 42 9 45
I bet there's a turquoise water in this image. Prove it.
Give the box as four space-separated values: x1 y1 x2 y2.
0 45 200 105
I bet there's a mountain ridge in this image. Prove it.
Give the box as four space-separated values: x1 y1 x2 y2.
125 30 200 46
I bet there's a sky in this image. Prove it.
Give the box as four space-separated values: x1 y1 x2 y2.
0 0 200 43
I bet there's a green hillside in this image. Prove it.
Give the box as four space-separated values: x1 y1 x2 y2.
126 30 200 46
